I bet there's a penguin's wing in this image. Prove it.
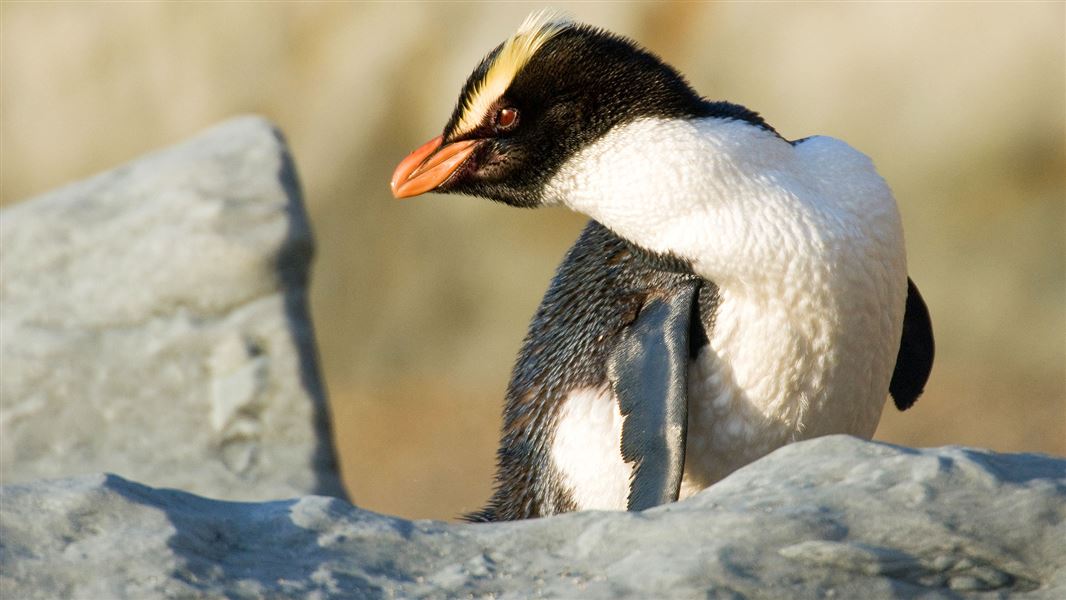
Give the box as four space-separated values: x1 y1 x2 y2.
608 279 700 512
889 277 935 410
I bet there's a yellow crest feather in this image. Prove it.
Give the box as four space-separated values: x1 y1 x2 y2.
455 10 572 136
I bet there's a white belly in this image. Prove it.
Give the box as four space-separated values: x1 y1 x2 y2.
552 277 904 510
679 270 903 497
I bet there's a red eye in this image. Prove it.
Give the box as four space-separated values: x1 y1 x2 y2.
496 107 519 130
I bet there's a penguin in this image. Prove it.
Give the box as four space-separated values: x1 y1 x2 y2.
390 11 934 522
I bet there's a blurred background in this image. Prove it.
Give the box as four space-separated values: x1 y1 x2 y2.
2 2 1063 521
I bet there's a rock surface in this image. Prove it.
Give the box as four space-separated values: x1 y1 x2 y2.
2 117 1063 599
0 116 345 501
2 436 1063 599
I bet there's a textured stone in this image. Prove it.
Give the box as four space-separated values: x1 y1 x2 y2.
2 437 1063 599
0 116 345 501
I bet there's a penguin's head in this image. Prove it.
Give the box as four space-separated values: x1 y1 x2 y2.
390 11 716 208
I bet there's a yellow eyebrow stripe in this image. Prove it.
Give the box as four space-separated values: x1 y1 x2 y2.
455 10 572 136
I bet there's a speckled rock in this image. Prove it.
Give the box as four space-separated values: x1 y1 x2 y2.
2 436 1063 599
0 116 345 501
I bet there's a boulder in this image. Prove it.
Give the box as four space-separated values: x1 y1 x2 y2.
0 116 345 501
1 436 1063 599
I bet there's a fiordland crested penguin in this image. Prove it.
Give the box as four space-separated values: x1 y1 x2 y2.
391 11 934 522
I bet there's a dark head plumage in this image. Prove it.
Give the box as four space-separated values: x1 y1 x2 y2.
391 11 772 206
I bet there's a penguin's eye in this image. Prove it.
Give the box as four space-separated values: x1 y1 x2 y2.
495 107 519 131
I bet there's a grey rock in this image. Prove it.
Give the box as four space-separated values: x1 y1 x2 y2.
2 436 1063 599
0 116 345 501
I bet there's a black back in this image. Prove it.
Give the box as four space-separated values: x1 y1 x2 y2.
465 221 715 522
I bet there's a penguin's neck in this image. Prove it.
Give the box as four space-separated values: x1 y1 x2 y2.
617 236 695 276
546 117 827 286
546 114 908 444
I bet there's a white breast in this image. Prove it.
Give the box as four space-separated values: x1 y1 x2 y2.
545 116 909 505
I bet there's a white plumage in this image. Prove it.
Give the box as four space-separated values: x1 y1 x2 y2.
546 117 908 507
550 386 632 511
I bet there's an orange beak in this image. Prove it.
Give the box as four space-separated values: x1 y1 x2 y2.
390 135 481 199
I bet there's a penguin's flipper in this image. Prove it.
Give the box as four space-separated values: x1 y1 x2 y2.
889 277 935 411
608 280 700 512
